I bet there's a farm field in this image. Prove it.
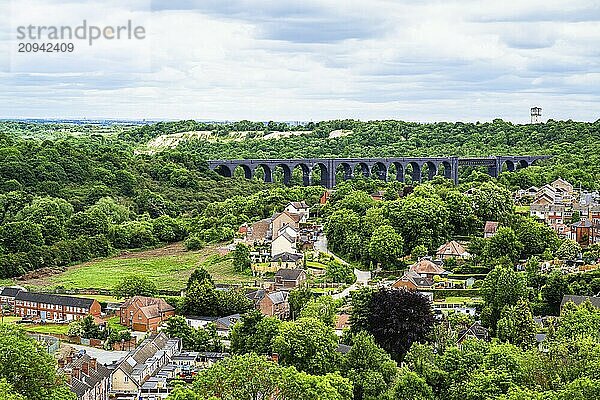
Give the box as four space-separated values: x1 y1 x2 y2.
15 243 254 292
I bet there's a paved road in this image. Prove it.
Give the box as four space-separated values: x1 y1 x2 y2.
316 234 371 299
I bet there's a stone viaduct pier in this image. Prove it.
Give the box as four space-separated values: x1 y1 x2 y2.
208 155 551 188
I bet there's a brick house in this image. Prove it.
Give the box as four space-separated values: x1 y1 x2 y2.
408 259 450 281
247 289 289 318
435 241 470 259
271 212 301 240
274 269 307 289
284 201 310 222
0 287 24 310
270 252 303 269
109 332 180 399
60 353 110 400
483 221 499 238
392 271 433 291
118 296 175 332
14 292 100 322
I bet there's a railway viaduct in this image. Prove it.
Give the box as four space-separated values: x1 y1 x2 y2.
208 155 551 188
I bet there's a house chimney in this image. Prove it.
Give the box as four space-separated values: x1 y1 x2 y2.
66 355 73 364
81 361 89 376
271 353 279 363
58 359 65 368
90 358 97 370
72 367 80 379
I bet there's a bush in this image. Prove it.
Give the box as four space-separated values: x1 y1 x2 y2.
113 275 158 299
109 220 157 249
184 234 205 251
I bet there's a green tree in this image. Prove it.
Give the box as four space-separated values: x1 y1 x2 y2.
233 243 251 272
444 191 480 236
288 285 314 320
496 300 536 349
325 208 362 259
342 331 398 400
411 244 428 260
216 287 253 316
184 234 205 251
152 215 185 242
0 221 43 253
325 260 356 284
0 379 25 400
187 267 214 288
182 353 352 400
554 299 600 340
0 324 75 400
480 266 527 332
113 275 158 299
387 195 449 253
483 227 523 263
335 191 376 215
273 317 340 375
369 225 404 268
67 315 104 339
513 217 560 258
542 270 572 315
183 280 219 316
392 369 434 400
471 182 514 223
230 311 281 355
300 296 340 326
556 239 581 260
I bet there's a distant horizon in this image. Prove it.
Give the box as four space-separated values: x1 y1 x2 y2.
1 115 598 126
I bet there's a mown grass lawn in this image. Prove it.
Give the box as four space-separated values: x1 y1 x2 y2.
106 316 128 332
306 261 327 270
438 296 483 304
0 316 22 324
26 244 254 292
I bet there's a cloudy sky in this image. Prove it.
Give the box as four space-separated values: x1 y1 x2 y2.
1 0 600 122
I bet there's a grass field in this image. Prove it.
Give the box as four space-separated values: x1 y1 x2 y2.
23 323 70 335
18 243 254 292
72 294 120 303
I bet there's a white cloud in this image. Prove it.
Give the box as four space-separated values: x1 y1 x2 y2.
0 0 599 122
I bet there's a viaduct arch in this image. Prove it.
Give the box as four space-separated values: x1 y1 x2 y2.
208 156 551 188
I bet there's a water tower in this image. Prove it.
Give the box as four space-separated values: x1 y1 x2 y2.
530 107 542 123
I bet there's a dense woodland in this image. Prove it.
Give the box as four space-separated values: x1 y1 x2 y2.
1 120 600 399
138 119 600 189
1 118 598 279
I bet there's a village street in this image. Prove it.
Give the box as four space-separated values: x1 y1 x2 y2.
315 233 371 299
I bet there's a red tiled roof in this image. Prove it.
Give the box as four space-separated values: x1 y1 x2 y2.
409 259 447 275
436 241 468 257
484 221 499 233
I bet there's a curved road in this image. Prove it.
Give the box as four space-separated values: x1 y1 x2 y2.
314 234 370 299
